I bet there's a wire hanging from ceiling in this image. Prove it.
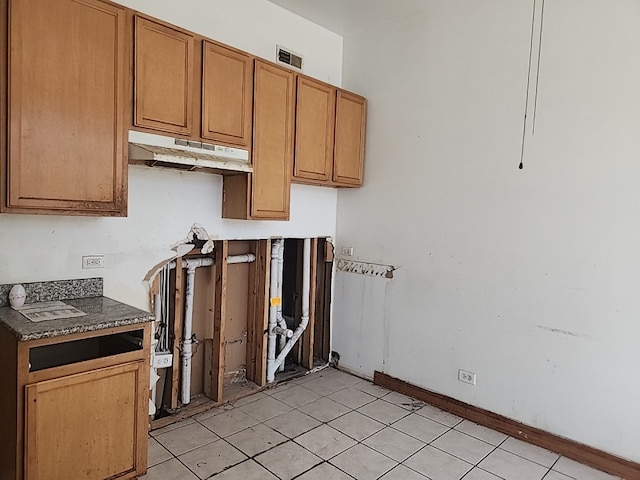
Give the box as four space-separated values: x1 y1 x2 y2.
519 0 545 170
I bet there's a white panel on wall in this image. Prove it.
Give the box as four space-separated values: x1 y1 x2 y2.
332 271 388 377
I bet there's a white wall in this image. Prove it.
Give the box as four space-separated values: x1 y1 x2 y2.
0 0 342 310
334 0 640 463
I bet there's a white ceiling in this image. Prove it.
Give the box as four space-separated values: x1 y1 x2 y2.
266 0 444 36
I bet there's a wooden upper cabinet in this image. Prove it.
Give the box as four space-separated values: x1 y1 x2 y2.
202 41 253 147
333 90 367 187
134 15 194 136
293 76 336 183
251 60 295 219
3 0 127 215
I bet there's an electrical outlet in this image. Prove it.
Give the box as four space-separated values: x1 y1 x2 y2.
82 255 105 269
341 247 354 256
153 353 173 369
458 369 477 385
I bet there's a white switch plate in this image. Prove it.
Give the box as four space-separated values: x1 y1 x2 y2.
82 255 105 269
341 247 354 256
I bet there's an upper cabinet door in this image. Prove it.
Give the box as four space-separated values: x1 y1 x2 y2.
293 76 336 184
251 60 295 220
5 0 127 215
333 90 367 187
202 41 253 148
134 15 194 136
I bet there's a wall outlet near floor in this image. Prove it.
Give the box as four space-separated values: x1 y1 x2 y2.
82 255 105 269
458 369 477 385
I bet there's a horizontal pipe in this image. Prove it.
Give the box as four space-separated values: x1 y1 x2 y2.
227 253 256 264
273 325 293 338
169 257 214 270
169 253 254 270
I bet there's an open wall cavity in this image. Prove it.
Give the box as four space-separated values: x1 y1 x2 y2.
148 237 333 422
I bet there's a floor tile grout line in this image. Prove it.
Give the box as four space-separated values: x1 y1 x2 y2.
180 436 249 479
196 410 613 480
252 453 291 480
289 459 357 480
159 401 501 478
460 465 508 480
396 419 510 478
544 456 581 480
147 369 614 480
498 442 561 470
156 436 220 459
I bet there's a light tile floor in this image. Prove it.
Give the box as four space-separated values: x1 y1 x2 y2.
142 368 621 480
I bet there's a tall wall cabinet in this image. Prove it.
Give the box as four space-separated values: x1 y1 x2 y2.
223 60 295 220
1 0 128 216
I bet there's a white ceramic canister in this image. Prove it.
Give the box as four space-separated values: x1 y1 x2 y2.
9 284 26 308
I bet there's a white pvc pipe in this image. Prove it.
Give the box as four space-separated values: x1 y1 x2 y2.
267 238 311 382
267 240 282 383
172 253 254 405
179 257 213 405
228 253 256 264
151 294 161 409
276 241 288 372
181 262 197 405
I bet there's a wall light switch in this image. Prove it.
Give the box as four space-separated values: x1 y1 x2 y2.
341 247 354 256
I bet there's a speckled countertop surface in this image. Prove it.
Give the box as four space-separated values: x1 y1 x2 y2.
0 278 153 341
0 278 104 307
0 296 154 341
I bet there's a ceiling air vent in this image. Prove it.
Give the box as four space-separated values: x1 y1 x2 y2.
276 45 304 71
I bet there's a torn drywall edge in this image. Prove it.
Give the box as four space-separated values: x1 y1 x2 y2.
143 224 220 301
170 223 218 255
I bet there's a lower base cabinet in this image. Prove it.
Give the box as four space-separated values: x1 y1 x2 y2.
0 323 151 480
25 362 147 480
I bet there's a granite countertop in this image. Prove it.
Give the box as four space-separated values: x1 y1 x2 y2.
0 296 154 341
0 278 154 341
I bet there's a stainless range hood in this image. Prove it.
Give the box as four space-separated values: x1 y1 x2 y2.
128 131 251 174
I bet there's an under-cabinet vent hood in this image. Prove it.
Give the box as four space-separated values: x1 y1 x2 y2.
128 131 251 174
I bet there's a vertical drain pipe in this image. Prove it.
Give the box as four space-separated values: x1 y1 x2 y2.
180 261 198 405
150 293 162 412
276 241 288 372
179 257 213 405
267 240 283 383
267 238 311 382
179 254 255 405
